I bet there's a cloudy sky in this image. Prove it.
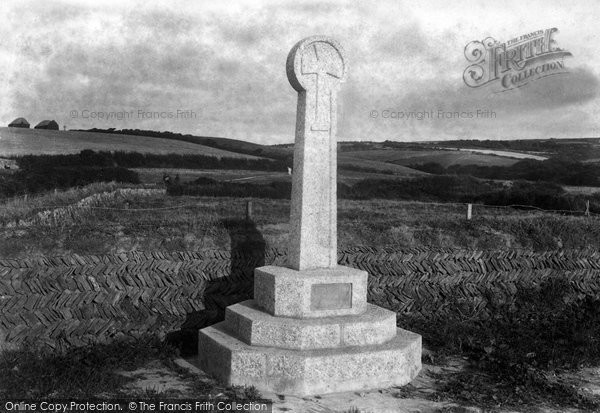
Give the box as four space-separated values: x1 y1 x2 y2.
1 0 599 144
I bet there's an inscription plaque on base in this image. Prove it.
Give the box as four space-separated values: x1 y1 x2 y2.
311 283 352 310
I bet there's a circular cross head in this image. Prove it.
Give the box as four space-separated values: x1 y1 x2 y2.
286 35 347 93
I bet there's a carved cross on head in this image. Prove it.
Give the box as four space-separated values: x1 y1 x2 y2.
287 37 347 133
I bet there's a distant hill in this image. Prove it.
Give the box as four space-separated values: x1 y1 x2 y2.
69 128 431 176
75 128 290 160
389 138 600 161
0 127 263 159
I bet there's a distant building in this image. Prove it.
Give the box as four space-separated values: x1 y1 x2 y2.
34 120 59 130
8 117 30 128
0 158 18 169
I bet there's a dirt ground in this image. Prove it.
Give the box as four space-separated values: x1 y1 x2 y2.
117 354 598 413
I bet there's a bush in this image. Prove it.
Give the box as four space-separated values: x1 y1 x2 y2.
338 164 395 175
14 166 140 195
169 174 598 214
16 150 287 172
0 152 140 198
409 158 600 186
339 175 493 201
168 179 291 199
408 276 600 368
401 276 600 409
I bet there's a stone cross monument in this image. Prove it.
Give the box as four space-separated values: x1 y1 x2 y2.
196 36 422 396
287 36 347 271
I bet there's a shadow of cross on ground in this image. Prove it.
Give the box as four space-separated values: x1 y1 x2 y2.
166 217 266 356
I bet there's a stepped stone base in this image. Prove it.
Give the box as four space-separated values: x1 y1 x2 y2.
195 265 422 396
225 300 398 350
197 321 421 395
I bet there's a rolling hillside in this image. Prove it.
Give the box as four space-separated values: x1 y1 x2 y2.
342 149 519 168
338 155 427 176
77 128 289 160
0 127 264 159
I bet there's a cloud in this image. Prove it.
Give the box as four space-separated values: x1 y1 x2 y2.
1 0 599 143
339 62 600 140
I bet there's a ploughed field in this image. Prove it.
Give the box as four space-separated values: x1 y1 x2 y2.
2 182 600 259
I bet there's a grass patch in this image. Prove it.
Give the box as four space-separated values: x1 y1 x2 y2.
407 277 600 410
170 174 599 214
0 182 123 224
0 336 175 398
0 335 264 402
5 195 600 259
164 359 262 401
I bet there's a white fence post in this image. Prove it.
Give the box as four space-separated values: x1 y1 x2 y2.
585 200 590 217
246 200 253 221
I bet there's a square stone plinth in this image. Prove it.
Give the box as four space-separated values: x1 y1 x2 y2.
225 300 397 350
254 265 367 318
196 323 421 396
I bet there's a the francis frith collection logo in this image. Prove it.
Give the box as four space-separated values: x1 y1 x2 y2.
463 28 572 91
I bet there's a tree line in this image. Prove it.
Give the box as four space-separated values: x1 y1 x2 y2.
410 158 600 186
168 174 600 213
16 150 287 172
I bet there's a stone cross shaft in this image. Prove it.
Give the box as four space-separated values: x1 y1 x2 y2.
286 36 347 270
